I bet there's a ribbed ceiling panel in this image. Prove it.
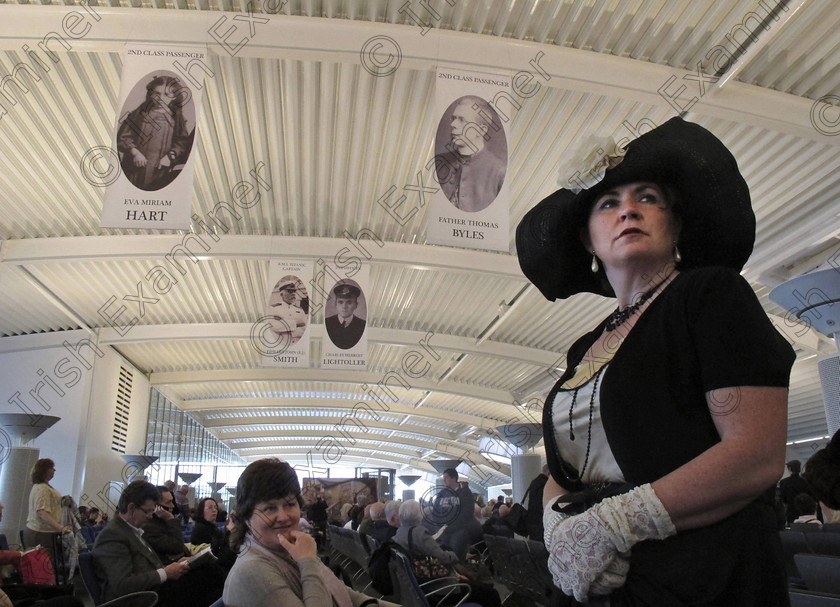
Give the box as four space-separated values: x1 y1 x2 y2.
787 357 830 440
0 267 81 335
738 1 840 98
24 259 269 326
2 0 837 484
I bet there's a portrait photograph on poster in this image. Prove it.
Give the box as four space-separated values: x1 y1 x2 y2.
265 275 310 348
434 94 507 213
116 70 196 192
324 279 367 351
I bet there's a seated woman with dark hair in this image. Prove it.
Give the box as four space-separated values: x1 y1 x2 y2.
191 498 237 570
223 458 399 607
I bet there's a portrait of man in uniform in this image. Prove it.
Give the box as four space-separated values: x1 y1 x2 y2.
434 95 507 213
267 277 308 347
324 282 366 350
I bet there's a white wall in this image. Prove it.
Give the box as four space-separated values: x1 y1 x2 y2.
78 344 150 516
0 330 150 517
0 330 94 496
77 348 149 513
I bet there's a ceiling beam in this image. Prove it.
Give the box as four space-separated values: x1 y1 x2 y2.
1 235 523 280
186 397 508 430
0 7 831 144
196 403 487 432
226 432 478 456
94 322 558 367
152 368 515 406
212 418 459 438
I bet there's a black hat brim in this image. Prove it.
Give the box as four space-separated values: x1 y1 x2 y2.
516 117 755 301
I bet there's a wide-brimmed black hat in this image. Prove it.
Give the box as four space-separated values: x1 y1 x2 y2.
516 117 755 300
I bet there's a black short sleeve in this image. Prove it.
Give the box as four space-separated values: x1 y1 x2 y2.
686 267 795 391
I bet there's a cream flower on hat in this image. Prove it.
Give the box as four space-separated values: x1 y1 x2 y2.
557 136 627 193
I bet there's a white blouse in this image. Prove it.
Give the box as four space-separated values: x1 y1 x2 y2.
550 364 625 484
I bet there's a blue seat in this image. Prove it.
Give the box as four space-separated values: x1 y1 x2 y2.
209 599 225 607
81 526 96 549
78 551 159 606
0 534 8 551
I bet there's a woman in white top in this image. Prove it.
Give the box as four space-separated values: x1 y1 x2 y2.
23 458 71 567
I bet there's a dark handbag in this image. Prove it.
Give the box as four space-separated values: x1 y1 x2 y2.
408 528 451 582
367 538 396 595
504 503 529 535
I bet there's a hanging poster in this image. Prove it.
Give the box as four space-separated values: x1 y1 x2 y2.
101 43 206 229
427 66 511 252
320 265 369 370
258 259 313 368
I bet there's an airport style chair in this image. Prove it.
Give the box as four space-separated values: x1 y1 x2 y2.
795 554 840 595
807 532 840 558
387 548 477 607
78 552 159 606
789 589 840 607
780 530 813 579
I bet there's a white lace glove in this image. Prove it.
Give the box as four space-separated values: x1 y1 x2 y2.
543 494 629 597
546 484 676 603
588 550 630 596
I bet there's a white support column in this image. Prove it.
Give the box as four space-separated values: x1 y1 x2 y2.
511 453 541 505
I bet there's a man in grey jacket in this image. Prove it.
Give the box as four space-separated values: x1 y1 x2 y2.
92 480 222 606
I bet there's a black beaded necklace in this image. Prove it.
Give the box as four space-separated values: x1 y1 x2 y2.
564 365 606 482
562 273 673 481
604 273 673 332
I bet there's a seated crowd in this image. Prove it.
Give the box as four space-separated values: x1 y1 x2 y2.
4 439 839 607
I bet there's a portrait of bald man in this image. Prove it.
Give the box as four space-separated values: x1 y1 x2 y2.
434 95 507 213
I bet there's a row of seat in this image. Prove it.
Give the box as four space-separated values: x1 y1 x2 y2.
779 529 840 606
327 524 533 607
482 534 554 606
780 529 840 577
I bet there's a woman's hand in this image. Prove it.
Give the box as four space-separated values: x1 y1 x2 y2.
155 504 175 520
546 484 674 602
130 148 147 167
277 530 317 561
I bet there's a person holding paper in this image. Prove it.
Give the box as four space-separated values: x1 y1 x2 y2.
92 480 223 606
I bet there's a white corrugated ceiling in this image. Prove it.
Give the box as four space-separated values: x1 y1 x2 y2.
0 0 838 485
